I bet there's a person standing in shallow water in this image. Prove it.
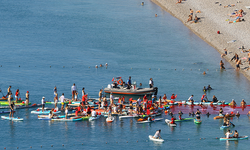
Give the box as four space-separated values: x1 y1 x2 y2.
220 60 225 69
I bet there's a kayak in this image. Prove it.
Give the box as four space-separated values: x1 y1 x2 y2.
220 136 248 141
106 116 115 123
137 118 163 124
148 135 164 142
82 116 90 120
220 124 233 130
31 110 61 114
1 116 23 121
194 118 202 124
89 115 101 121
214 114 235 120
175 118 193 122
119 114 139 119
51 117 82 122
0 102 31 106
165 119 177 127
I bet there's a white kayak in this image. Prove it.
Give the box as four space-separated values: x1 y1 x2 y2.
106 116 115 123
165 119 177 127
137 118 163 124
89 115 101 121
119 114 139 119
1 116 23 121
149 135 164 142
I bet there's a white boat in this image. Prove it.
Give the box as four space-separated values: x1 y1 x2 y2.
148 135 164 142
104 77 158 95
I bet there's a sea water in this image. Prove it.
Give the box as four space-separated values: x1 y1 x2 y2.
0 0 250 149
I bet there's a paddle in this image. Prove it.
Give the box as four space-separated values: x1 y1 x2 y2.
230 122 235 127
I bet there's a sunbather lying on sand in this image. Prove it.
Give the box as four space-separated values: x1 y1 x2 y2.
229 18 241 23
176 0 182 4
224 4 235 8
190 16 200 23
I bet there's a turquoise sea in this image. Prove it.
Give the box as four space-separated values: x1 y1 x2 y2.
0 0 250 149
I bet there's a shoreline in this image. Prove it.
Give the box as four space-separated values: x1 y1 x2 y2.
151 0 250 80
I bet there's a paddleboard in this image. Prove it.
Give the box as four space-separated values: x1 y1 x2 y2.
174 118 193 122
220 124 232 130
194 118 202 124
149 135 164 142
1 116 23 121
137 118 163 124
31 110 61 114
220 136 248 141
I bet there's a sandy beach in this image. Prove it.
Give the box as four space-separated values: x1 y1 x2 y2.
152 0 250 79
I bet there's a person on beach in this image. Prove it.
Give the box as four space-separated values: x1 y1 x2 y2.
15 89 19 103
191 16 200 24
9 102 15 118
186 15 192 23
25 91 29 106
41 97 45 112
60 93 65 110
220 60 225 69
71 83 76 100
153 130 162 139
190 9 193 16
236 59 242 70
221 48 227 57
149 78 154 88
231 53 239 62
176 0 182 4
229 18 241 24
241 99 246 106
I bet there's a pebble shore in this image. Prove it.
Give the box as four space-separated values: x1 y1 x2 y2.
152 0 250 79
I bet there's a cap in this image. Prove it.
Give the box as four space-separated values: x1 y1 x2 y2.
27 91 29 93
42 96 45 99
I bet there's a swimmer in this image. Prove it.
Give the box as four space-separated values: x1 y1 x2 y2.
195 109 201 119
95 65 98 68
105 63 108 67
99 64 103 67
236 59 242 70
203 71 206 75
155 14 157 17
241 99 246 106
230 99 237 107
178 111 183 120
236 111 240 117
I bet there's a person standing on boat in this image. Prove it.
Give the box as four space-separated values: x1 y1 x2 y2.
127 76 131 89
9 102 15 118
149 78 154 88
41 96 45 112
71 83 76 100
25 91 29 106
15 89 19 103
60 93 65 110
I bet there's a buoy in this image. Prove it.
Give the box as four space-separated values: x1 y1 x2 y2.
217 31 220 34
191 69 192 71
17 147 19 149
63 66 65 68
200 138 201 140
175 69 176 70
149 68 151 70
51 145 53 147
137 141 138 142
188 138 190 140
106 142 107 144
216 137 218 139
127 141 128 143
204 138 205 139
30 146 32 148
4 147 6 149
62 144 64 146
82 143 83 145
